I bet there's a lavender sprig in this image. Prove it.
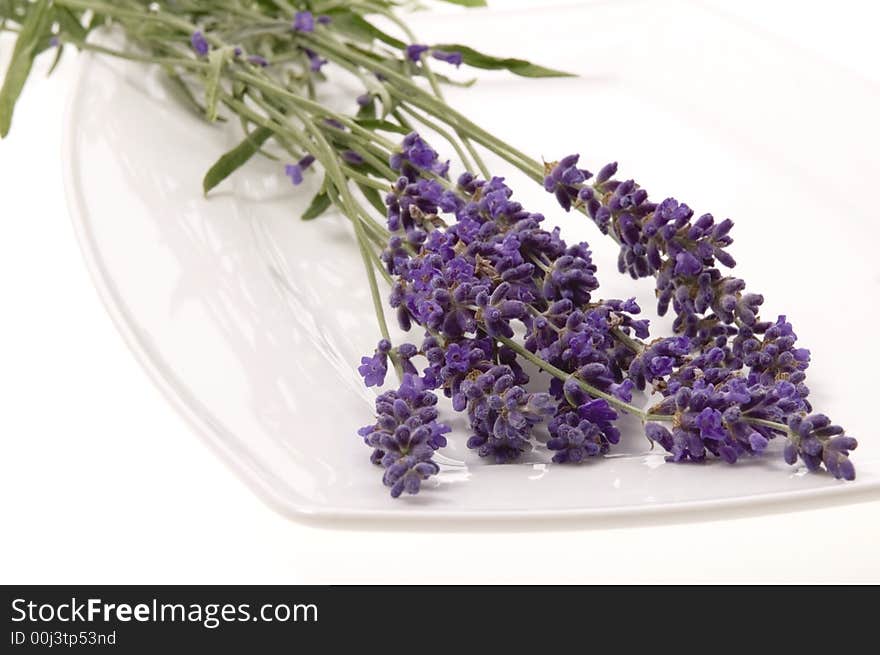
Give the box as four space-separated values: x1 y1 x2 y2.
0 0 858 499
358 137 657 493
356 135 857 496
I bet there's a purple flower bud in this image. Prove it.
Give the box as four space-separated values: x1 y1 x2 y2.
595 161 618 184
284 155 315 186
302 48 327 72
292 11 315 33
431 49 463 67
190 31 209 57
405 44 430 62
748 432 769 453
674 251 702 276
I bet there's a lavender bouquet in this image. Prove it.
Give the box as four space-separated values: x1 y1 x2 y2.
0 0 857 499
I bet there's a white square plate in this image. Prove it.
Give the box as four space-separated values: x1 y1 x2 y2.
64 0 880 522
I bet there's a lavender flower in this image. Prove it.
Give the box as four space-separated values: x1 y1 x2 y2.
292 11 315 33
734 315 810 388
358 375 449 497
431 49 463 67
341 150 365 165
537 152 860 476
405 44 430 62
284 154 315 186
377 141 641 468
645 376 808 464
785 414 856 480
190 31 209 57
545 157 754 339
404 45 463 67
463 365 555 462
628 336 691 390
359 134 856 496
544 155 591 212
547 399 620 463
358 339 392 387
390 132 450 178
303 48 327 72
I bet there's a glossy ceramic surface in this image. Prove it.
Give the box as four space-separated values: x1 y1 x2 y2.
64 0 880 521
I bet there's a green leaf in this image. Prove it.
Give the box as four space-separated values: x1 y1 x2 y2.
354 118 410 135
238 115 277 160
437 0 488 6
431 43 575 78
46 44 65 77
203 126 274 195
357 183 387 216
324 8 406 50
356 98 376 120
0 0 52 138
54 7 89 44
302 185 332 221
204 47 231 122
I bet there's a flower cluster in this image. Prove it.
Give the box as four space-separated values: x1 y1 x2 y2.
733 315 810 390
463 364 557 462
359 133 662 496
389 132 451 180
357 137 857 497
785 414 856 481
543 154 855 478
645 376 804 464
358 375 449 497
544 156 762 341
548 391 620 463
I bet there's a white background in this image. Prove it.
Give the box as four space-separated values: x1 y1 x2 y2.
2 0 879 583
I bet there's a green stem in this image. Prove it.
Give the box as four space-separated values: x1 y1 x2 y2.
56 0 199 34
301 33 543 179
363 2 491 177
233 70 396 150
496 336 648 419
418 55 491 178
61 39 206 69
741 416 790 434
342 166 389 191
293 106 392 341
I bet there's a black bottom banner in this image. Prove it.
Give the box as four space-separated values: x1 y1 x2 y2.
2 585 877 651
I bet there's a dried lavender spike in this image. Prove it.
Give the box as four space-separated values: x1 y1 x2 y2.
544 155 854 479
357 136 856 497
